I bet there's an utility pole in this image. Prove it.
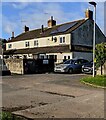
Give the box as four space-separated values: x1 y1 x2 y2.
89 1 97 77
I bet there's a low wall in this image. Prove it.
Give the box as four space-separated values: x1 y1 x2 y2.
97 62 106 75
4 58 55 75
4 58 24 74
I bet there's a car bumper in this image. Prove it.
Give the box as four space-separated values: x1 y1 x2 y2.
82 68 93 74
54 68 65 73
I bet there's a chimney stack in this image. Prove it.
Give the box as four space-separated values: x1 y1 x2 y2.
24 25 29 32
47 16 56 28
85 9 93 20
11 32 14 39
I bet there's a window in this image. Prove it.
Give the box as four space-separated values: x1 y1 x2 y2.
60 37 62 43
49 55 54 59
8 44 12 48
54 37 57 42
64 56 67 60
54 55 57 62
60 37 65 43
68 56 70 59
25 42 30 47
40 56 44 59
64 60 74 64
34 40 38 47
63 37 65 43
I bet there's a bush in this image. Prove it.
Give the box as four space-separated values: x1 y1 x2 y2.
0 112 13 120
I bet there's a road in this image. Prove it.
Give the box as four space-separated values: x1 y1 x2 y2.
2 73 104 119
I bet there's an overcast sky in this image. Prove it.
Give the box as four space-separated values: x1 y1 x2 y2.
1 1 105 39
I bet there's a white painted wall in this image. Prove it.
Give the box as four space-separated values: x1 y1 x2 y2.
6 34 71 50
46 52 73 63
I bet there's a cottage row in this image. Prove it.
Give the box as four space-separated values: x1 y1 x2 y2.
3 9 106 63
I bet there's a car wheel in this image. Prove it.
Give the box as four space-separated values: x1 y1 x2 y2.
68 68 73 74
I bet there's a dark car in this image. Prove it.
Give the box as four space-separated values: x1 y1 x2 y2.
0 59 11 76
54 58 89 73
82 61 95 74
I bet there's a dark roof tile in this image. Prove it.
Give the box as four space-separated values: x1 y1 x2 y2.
7 19 87 43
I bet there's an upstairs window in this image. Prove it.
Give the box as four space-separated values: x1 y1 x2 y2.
60 36 65 43
63 37 65 43
60 37 63 43
8 44 12 48
34 40 38 47
25 41 30 47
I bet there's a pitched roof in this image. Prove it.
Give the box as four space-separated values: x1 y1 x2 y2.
7 19 87 43
3 45 70 55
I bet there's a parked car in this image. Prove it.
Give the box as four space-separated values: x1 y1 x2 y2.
0 59 11 76
54 58 89 73
82 61 96 74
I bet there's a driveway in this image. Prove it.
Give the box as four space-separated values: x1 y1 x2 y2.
2 73 104 119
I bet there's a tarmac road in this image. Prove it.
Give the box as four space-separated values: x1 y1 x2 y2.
2 73 105 119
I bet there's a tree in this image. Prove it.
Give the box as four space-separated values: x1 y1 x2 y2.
0 38 7 50
95 42 106 75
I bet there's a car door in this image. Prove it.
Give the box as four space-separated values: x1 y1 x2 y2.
73 60 82 72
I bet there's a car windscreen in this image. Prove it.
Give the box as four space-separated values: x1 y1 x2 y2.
63 60 74 64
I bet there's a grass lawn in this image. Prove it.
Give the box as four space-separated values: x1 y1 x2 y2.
81 75 106 88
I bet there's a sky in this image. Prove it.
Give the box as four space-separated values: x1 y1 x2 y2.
1 1 105 40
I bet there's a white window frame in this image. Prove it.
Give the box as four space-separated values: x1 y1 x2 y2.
8 44 12 49
34 40 39 47
60 36 65 44
25 41 30 47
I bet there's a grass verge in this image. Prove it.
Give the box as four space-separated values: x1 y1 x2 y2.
0 112 13 120
80 75 106 88
0 111 28 120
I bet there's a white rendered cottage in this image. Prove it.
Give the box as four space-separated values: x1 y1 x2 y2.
4 9 106 63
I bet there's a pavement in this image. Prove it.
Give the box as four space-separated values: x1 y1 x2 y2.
2 73 105 119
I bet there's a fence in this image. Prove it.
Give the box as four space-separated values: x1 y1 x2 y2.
4 58 55 74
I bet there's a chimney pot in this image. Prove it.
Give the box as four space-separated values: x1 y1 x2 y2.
51 16 53 20
24 25 29 32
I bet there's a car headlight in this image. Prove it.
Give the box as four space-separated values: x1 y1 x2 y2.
82 65 84 68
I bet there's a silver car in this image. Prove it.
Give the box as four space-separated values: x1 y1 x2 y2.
54 58 89 73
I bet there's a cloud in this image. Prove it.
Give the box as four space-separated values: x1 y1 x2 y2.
12 2 30 9
19 2 84 30
2 15 19 36
2 2 105 39
3 2 83 38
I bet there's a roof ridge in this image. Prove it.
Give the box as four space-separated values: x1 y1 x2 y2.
8 18 87 42
25 18 86 32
